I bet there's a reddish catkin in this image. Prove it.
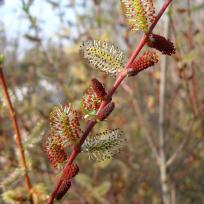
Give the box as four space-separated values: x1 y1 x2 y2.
127 51 159 76
147 33 176 55
97 102 115 121
81 87 102 111
56 179 71 200
91 78 106 100
63 163 79 180
44 135 67 168
49 104 81 147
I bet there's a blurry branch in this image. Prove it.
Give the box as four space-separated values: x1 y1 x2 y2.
21 0 40 40
170 9 198 116
158 8 171 204
0 56 34 204
122 82 159 164
187 0 199 116
46 0 59 8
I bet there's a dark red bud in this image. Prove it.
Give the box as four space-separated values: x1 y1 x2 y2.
147 33 176 56
97 102 115 121
127 51 159 76
56 179 71 200
91 78 106 99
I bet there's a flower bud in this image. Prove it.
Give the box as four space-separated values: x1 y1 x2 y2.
97 102 115 121
147 34 176 55
56 179 71 200
127 51 159 76
91 78 106 99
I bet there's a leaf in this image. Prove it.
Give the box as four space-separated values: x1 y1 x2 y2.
81 40 125 77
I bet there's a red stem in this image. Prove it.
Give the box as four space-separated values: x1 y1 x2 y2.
47 0 172 203
0 65 34 204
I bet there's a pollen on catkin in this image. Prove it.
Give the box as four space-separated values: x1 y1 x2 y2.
121 0 156 32
44 134 67 169
50 104 81 147
142 0 156 24
82 129 126 162
81 86 102 115
127 51 159 76
147 34 176 55
81 40 125 77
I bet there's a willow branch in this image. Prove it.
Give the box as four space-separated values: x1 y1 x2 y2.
47 0 173 203
158 8 171 204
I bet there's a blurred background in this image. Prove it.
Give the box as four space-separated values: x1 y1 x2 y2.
0 0 204 203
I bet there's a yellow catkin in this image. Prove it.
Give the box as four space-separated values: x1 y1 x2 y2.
121 0 156 32
81 40 125 76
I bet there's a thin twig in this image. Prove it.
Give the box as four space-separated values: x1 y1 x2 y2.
158 7 171 204
0 63 33 204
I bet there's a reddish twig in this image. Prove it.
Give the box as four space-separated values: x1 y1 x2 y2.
0 63 33 204
47 1 173 203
